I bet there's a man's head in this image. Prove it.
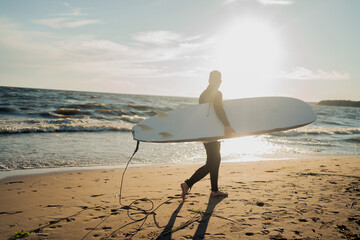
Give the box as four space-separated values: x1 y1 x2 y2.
209 70 222 88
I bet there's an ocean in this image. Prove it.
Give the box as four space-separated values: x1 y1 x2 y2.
0 86 359 179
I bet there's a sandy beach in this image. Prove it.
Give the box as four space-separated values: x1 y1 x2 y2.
1 157 359 240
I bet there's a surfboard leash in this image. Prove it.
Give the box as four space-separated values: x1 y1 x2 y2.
118 140 140 208
118 141 175 219
116 140 182 233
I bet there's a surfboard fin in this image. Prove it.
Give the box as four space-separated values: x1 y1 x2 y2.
136 124 152 131
153 110 167 117
159 132 173 139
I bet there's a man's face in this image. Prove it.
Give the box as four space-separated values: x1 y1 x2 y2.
214 79 221 89
211 78 221 89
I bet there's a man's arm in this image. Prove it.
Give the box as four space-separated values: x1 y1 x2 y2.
213 92 230 127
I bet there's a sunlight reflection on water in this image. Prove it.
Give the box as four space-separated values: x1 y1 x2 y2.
220 135 299 162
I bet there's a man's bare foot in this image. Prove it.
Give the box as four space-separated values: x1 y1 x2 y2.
210 191 228 198
181 182 190 202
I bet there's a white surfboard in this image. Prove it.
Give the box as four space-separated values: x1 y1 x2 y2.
132 97 316 143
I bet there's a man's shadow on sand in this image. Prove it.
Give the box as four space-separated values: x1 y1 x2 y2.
156 196 225 240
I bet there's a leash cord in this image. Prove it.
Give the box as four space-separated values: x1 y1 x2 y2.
118 140 140 208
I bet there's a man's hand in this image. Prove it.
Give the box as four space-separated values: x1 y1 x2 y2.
225 126 235 137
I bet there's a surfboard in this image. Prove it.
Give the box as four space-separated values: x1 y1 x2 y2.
132 97 316 143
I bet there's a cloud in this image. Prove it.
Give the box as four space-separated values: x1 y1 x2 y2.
223 0 236 5
277 67 351 80
33 2 100 28
223 0 293 5
0 17 211 94
54 8 86 17
0 17 60 58
56 2 87 16
33 18 102 28
65 37 205 64
258 0 293 5
132 31 183 46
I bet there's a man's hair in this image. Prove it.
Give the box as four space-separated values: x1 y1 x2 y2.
209 70 221 85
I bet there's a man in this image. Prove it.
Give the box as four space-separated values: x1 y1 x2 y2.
181 70 235 201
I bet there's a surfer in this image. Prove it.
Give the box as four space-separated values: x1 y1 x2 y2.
181 70 235 201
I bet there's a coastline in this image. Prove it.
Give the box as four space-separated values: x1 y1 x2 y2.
0 164 150 181
1 153 356 181
1 156 359 239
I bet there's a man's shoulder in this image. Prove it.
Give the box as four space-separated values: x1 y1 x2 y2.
214 90 222 100
199 89 222 103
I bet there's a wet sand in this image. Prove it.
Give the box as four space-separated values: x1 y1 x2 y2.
0 157 359 239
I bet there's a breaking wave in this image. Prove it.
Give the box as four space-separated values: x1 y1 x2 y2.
0 118 133 134
271 127 360 137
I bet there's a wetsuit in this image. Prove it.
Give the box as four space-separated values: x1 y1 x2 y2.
185 86 230 192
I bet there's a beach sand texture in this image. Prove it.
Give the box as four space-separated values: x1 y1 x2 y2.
1 157 359 239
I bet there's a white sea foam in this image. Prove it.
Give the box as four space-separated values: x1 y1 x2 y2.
0 118 133 133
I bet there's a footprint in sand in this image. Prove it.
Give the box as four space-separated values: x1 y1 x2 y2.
90 194 104 197
46 204 63 208
49 224 62 229
6 181 24 184
273 228 284 233
269 233 286 240
311 217 320 222
0 211 23 215
245 232 255 236
66 217 75 222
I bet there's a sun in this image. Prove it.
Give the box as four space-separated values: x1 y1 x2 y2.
212 18 284 98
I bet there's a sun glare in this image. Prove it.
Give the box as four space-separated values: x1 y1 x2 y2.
213 18 284 98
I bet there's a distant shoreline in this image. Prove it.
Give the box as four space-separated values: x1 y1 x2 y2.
318 100 360 108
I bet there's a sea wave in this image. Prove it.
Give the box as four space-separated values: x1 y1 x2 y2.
122 104 173 112
0 107 16 113
320 120 343 126
119 115 146 123
270 126 360 137
95 109 123 115
122 104 156 111
348 138 360 143
0 118 133 134
55 108 82 115
69 103 106 109
2 93 17 98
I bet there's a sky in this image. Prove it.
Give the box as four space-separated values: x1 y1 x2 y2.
0 0 359 101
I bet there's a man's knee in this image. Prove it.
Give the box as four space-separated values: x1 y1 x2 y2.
206 156 220 168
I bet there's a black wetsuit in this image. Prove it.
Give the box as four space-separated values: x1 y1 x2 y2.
185 86 230 192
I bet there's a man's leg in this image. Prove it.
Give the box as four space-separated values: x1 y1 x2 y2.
206 141 221 192
206 141 228 197
184 142 212 189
